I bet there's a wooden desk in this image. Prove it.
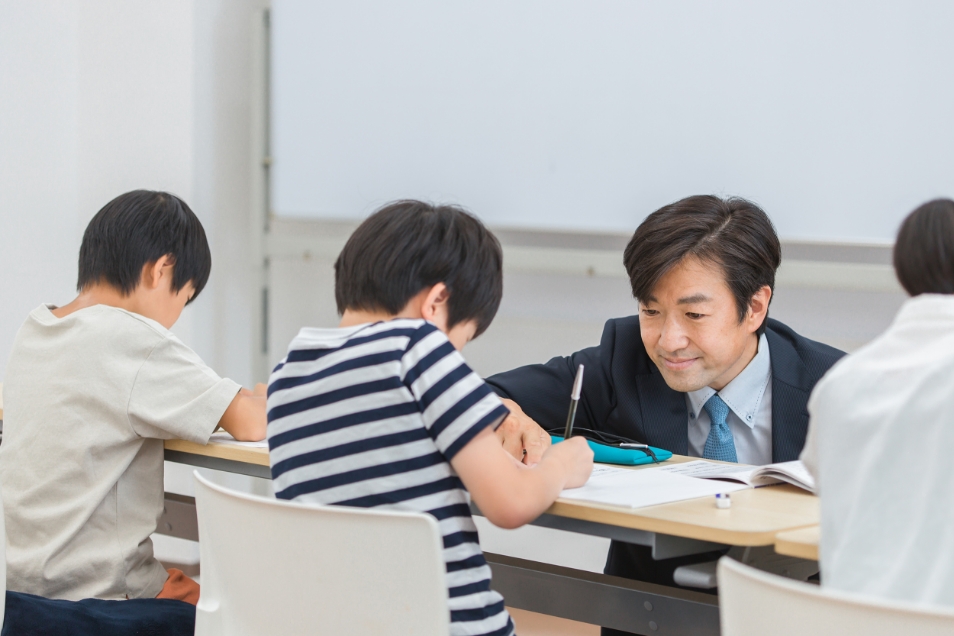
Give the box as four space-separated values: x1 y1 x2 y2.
164 439 818 548
775 525 820 561
164 438 269 477
164 438 818 634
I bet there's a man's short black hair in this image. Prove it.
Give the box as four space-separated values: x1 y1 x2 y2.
623 195 781 336
77 190 211 303
894 198 954 296
334 200 503 337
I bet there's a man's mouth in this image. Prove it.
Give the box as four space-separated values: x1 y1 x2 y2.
660 356 699 371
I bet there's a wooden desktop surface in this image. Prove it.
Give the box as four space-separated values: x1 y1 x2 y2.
164 438 819 547
774 525 820 560
166 437 268 467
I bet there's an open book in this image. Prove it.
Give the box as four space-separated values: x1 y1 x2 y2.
659 460 816 494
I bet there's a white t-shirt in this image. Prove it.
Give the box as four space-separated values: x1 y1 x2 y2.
0 304 240 600
801 294 954 606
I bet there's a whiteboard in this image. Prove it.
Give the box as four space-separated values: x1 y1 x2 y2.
271 1 954 242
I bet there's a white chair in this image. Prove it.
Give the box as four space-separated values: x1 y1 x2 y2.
718 557 954 636
192 471 449 636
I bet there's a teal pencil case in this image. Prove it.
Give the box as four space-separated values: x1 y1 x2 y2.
550 435 672 466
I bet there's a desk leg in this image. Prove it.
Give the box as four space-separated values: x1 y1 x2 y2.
487 553 720 636
158 493 199 542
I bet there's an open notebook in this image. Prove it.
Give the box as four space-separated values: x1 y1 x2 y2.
659 460 816 494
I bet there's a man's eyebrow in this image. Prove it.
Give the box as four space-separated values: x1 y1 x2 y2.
677 294 711 304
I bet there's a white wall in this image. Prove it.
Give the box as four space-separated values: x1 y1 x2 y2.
0 0 268 565
1 1 84 375
0 0 195 375
0 0 266 385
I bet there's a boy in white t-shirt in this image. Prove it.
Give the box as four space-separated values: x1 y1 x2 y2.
0 190 266 606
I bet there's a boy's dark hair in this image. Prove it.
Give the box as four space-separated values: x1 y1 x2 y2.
623 195 781 336
77 190 211 304
334 200 503 337
894 198 954 296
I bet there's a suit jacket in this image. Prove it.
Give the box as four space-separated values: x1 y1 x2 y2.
486 317 845 462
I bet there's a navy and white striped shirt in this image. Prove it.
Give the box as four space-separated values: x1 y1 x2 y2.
267 319 514 636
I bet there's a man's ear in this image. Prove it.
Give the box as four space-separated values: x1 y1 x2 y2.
746 285 772 333
419 283 450 323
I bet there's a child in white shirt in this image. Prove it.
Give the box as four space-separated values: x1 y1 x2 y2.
0 190 266 604
802 198 954 606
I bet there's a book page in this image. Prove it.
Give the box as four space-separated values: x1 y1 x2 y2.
756 460 815 493
659 460 782 487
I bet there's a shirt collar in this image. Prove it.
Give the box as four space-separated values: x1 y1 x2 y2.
893 294 954 325
686 333 771 429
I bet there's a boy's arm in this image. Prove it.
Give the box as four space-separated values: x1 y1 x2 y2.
450 428 593 529
218 383 267 442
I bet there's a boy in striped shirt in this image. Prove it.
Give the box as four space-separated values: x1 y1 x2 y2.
267 201 593 636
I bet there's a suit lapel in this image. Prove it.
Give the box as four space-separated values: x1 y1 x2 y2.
766 329 813 462
634 368 689 455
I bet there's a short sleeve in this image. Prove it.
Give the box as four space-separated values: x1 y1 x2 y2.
401 324 509 460
128 334 242 443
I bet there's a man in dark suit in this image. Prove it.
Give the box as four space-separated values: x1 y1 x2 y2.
486 195 845 636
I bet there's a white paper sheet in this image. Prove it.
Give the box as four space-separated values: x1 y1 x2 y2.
208 431 269 449
559 464 749 509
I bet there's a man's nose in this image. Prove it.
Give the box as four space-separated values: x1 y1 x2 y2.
658 316 689 353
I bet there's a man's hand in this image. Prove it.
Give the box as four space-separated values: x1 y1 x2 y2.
495 398 552 466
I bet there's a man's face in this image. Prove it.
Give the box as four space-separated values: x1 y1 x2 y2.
638 256 769 392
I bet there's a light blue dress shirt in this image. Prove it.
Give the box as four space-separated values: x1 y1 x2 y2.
686 333 773 466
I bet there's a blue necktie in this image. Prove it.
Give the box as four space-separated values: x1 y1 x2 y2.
702 394 737 463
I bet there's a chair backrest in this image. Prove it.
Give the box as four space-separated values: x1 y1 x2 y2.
718 557 954 636
193 471 449 636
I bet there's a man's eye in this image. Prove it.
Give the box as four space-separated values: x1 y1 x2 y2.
686 312 705 319
642 309 659 317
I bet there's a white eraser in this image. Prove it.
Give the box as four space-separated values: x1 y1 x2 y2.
715 493 732 509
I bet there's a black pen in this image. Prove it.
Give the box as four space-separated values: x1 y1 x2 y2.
564 364 584 439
